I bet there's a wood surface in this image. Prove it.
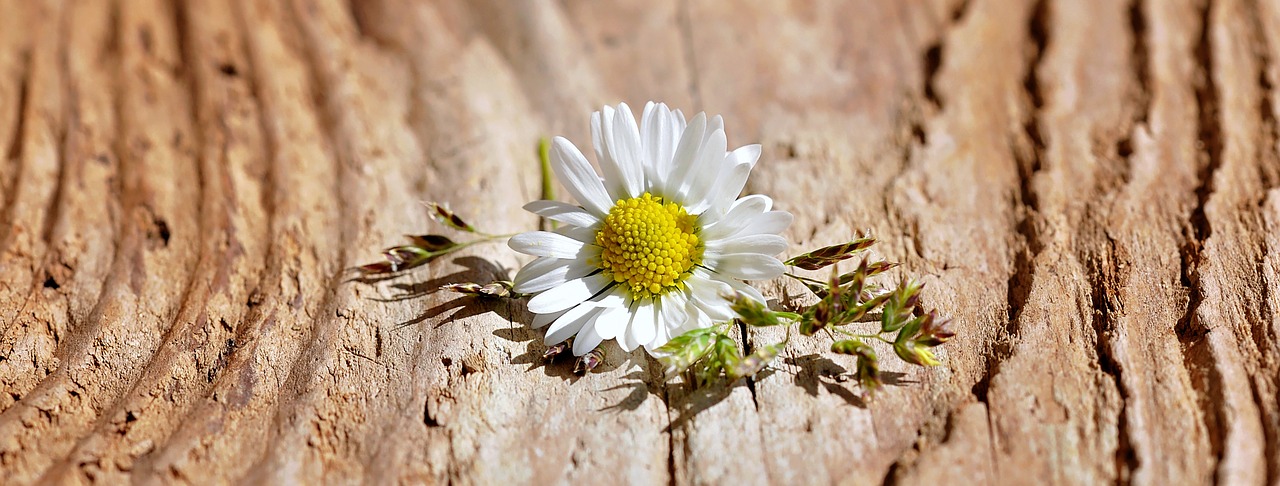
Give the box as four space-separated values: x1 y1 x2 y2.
0 0 1277 484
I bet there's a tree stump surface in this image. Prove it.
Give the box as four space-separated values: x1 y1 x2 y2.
1 0 1277 484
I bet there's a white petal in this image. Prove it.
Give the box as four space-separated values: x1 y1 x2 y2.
522 200 600 228
593 106 643 200
702 195 773 240
573 323 605 356
596 306 630 340
592 286 630 308
706 234 789 258
640 102 661 173
509 231 589 259
660 292 691 345
531 310 567 329
527 273 612 314
551 136 613 216
680 129 728 211
664 113 707 197
742 211 794 237
647 299 702 354
593 305 631 341
545 304 601 345
671 108 688 130
553 224 599 244
722 276 767 305
641 102 682 187
609 102 644 196
648 293 689 351
686 273 735 321
647 327 669 354
660 292 689 331
513 258 595 294
620 322 640 352
591 109 622 200
705 114 724 136
681 293 713 332
627 303 657 351
705 145 760 216
709 253 787 281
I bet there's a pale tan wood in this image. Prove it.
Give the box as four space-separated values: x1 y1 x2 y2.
1 0 1278 484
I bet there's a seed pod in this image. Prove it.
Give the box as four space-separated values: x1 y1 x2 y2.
441 281 514 298
916 312 956 346
656 327 719 377
406 234 459 251
785 236 876 270
893 340 941 366
356 245 433 275
729 340 786 379
856 352 882 393
726 291 784 327
423 202 477 233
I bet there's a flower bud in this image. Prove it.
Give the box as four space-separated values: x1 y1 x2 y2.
423 202 477 233
441 281 514 298
543 341 569 360
785 236 876 270
916 312 955 346
893 340 941 366
574 347 605 374
725 291 783 327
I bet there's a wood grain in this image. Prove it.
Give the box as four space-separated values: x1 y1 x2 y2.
0 0 1277 484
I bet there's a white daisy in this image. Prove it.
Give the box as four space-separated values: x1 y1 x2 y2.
509 102 793 356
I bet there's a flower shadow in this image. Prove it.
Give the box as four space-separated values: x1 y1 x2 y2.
599 370 662 412
499 330 626 380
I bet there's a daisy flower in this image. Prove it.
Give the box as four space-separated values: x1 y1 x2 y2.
509 102 793 356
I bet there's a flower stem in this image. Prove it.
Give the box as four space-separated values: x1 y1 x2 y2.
830 326 892 343
774 311 803 321
538 138 558 231
782 272 826 286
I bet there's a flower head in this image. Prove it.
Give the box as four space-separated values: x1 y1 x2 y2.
509 102 792 355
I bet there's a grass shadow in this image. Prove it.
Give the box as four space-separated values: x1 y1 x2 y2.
375 256 528 330
663 377 744 433
599 370 662 412
782 354 912 408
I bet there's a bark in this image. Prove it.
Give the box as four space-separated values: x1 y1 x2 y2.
0 0 1277 484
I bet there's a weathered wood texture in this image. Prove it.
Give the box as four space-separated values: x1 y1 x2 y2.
0 0 1277 484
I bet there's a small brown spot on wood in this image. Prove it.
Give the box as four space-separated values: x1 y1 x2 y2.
139 26 153 53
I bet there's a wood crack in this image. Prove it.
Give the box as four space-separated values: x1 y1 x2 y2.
736 320 759 410
39 5 69 247
1115 0 1151 167
979 0 1049 406
0 46 31 248
1190 0 1222 249
1129 0 1151 127
1090 235 1135 484
1178 0 1227 477
921 0 970 111
4 2 1278 483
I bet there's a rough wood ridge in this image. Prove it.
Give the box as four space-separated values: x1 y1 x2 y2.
0 0 1277 484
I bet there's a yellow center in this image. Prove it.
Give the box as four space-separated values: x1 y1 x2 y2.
596 192 702 300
